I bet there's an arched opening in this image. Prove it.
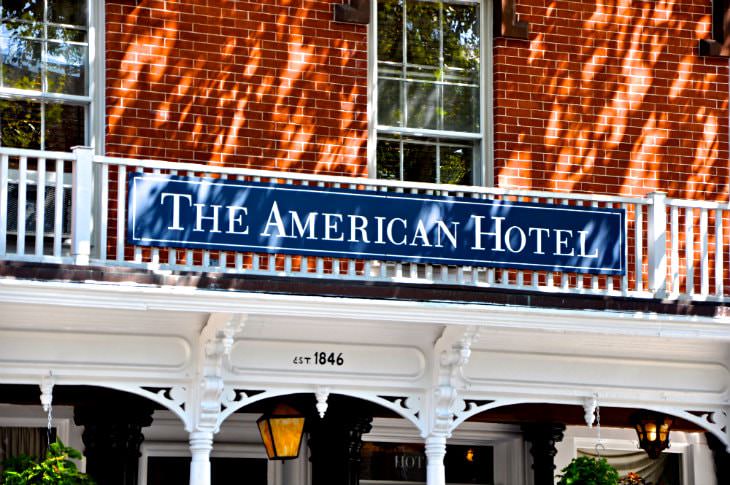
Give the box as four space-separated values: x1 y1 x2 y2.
462 402 722 485
0 383 165 485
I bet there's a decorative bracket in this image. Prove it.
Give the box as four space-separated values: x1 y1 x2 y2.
334 0 370 25
316 386 330 418
427 326 479 436
39 372 54 413
583 395 598 427
192 313 247 433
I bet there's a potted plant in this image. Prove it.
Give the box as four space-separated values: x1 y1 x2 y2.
557 456 620 485
1 440 94 484
619 472 647 485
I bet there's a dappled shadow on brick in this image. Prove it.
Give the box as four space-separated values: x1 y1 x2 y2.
493 0 729 201
105 0 367 177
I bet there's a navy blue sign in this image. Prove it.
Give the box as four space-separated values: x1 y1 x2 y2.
127 173 626 275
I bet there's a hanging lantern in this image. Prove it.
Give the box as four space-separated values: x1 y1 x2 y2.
257 404 305 460
630 410 672 459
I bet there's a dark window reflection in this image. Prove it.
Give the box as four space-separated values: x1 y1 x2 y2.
403 141 437 183
48 0 86 26
377 139 401 180
1 0 42 21
46 40 86 95
378 136 474 185
0 98 40 148
45 103 84 151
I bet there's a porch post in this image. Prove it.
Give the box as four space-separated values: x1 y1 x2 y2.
522 423 566 485
189 431 214 485
71 146 94 265
425 434 447 485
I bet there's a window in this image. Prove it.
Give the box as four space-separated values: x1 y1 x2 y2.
0 0 89 150
375 0 484 185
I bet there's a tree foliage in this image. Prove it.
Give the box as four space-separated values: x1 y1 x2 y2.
1 440 95 485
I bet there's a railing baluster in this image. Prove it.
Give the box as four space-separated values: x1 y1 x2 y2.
670 205 679 295
150 168 161 267
34 158 46 256
97 162 109 261
700 208 709 296
54 159 64 257
715 208 723 298
634 203 643 292
133 166 143 264
685 207 695 296
116 164 126 261
16 157 27 255
0 155 8 256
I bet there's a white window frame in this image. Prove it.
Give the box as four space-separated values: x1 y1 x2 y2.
368 0 493 186
0 0 103 152
138 441 280 485
362 418 525 485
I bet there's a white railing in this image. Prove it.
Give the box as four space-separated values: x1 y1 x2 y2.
0 146 725 303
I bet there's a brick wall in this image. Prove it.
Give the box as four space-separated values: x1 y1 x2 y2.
106 0 729 200
105 0 368 176
494 0 729 199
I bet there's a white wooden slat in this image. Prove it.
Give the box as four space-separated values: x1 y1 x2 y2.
700 208 709 296
268 254 275 273
620 203 629 293
98 162 109 261
0 155 8 255
591 200 599 290
670 205 679 294
150 168 162 266
33 158 46 256
186 170 195 267
54 159 64 257
115 164 126 261
634 204 643 292
715 209 723 297
300 256 309 275
685 207 694 296
134 166 144 264
16 157 27 255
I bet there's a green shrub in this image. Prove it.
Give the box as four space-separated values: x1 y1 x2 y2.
557 456 620 485
1 440 94 484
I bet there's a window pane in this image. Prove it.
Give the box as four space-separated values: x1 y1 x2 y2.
378 0 402 63
403 141 436 183
442 83 478 132
440 144 473 185
405 80 438 130
378 77 402 127
46 41 86 95
405 0 439 69
1 0 42 21
0 98 40 148
443 3 480 79
48 0 86 26
45 103 84 151
1 27 41 90
376 139 401 180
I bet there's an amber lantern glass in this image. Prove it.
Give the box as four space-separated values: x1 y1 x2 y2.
630 410 672 459
257 404 305 460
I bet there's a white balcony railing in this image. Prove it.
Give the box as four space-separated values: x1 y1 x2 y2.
0 146 727 303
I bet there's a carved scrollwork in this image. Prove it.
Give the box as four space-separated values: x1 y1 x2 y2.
140 386 187 410
378 394 423 420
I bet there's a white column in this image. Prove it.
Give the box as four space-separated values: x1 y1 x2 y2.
189 430 214 485
71 146 94 265
425 434 447 485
